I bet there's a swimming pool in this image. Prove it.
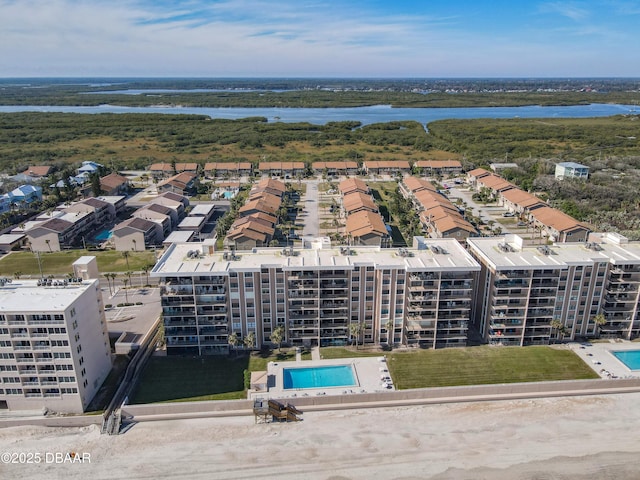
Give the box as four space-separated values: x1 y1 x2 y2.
283 365 357 389
223 191 235 199
612 350 640 370
95 229 113 241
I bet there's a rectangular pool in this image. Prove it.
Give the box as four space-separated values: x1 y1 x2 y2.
283 365 356 389
95 229 113 241
612 350 640 370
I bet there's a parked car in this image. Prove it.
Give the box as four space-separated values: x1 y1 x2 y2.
517 221 527 226
502 212 515 217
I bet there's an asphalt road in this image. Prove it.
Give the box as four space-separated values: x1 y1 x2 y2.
301 180 320 237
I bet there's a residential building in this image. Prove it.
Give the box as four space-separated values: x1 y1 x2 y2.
150 192 189 220
345 210 389 246
468 233 640 345
27 218 77 252
149 163 199 179
258 162 305 178
402 177 477 242
77 161 103 175
1 185 43 211
0 270 112 413
204 162 252 178
0 234 27 253
465 168 492 187
149 163 174 179
475 174 515 198
555 162 590 180
338 178 369 196
21 165 53 179
500 188 546 216
112 217 163 251
529 206 591 243
414 160 463 176
342 192 379 215
362 160 411 176
312 161 359 176
132 207 173 237
151 238 480 354
157 172 198 196
99 172 129 196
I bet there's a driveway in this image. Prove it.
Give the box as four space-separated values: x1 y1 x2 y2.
301 180 320 237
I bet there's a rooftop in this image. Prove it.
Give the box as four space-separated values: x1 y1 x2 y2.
152 238 480 276
0 279 98 312
468 234 640 271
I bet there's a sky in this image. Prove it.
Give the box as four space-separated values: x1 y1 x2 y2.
1 0 639 77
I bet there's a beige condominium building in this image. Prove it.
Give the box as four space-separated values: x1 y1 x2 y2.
0 276 112 413
468 232 640 346
152 237 480 354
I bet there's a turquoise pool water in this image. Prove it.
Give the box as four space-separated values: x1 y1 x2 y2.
223 191 234 199
283 365 356 389
95 229 113 241
612 350 640 370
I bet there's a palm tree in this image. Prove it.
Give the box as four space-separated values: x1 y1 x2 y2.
13 271 22 280
271 325 285 352
385 319 394 349
122 250 130 270
550 319 564 343
349 323 363 349
45 239 52 252
122 277 129 304
244 331 256 352
592 312 607 337
141 264 152 287
125 271 133 290
103 273 113 296
107 273 117 294
228 332 239 357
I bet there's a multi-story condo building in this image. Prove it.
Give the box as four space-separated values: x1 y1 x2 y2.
468 233 640 345
152 237 480 354
0 273 112 413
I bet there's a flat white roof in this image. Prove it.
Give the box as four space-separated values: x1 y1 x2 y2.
0 233 25 244
468 234 640 271
152 239 480 276
97 195 126 204
0 279 98 312
163 230 195 244
190 204 215 216
178 216 205 229
557 162 589 169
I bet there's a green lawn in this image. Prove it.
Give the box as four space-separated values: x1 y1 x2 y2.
130 349 300 404
0 250 157 276
130 345 598 404
322 345 599 389
320 347 384 359
387 346 599 389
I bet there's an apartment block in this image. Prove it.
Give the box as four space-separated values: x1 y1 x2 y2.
0 277 112 413
152 238 480 354
468 233 640 346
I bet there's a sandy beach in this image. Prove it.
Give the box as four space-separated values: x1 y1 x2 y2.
1 392 639 480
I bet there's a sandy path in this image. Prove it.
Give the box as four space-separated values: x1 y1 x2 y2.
1 393 639 479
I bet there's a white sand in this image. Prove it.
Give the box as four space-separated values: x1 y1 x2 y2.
1 393 639 479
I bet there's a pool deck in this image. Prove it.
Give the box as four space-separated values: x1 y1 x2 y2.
249 356 394 400
569 340 640 379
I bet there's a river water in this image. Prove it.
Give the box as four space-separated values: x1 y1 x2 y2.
0 103 636 125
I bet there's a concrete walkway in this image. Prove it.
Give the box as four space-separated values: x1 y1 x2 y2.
311 346 321 361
